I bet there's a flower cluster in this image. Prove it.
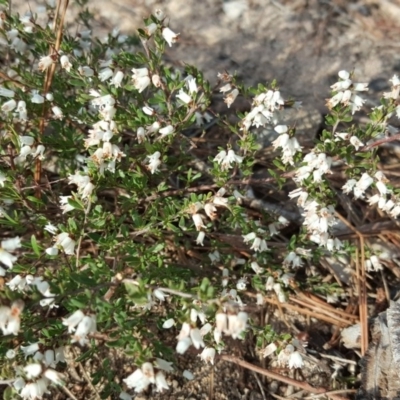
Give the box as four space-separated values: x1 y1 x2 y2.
88 93 126 173
7 275 56 307
62 310 97 345
272 125 302 165
123 359 172 393
219 80 239 108
214 310 248 341
326 70 368 114
242 231 268 252
46 230 76 256
342 171 400 218
241 89 285 131
13 359 64 400
214 148 243 170
383 74 400 118
294 151 332 183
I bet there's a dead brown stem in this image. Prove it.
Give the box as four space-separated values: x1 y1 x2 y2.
220 355 350 400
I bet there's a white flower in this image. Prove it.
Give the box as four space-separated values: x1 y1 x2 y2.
243 232 256 243
192 213 206 231
152 74 162 87
1 99 17 112
176 336 192 354
144 23 158 36
155 371 169 392
236 278 247 290
56 232 76 255
147 151 161 174
38 55 54 71
354 173 373 199
44 369 64 385
224 150 243 169
376 181 388 196
33 145 45 160
31 92 45 104
45 247 58 256
196 231 205 246
163 318 175 329
214 150 227 164
204 203 217 220
366 255 382 271
186 76 198 94
72 315 96 345
288 188 309 207
62 310 85 333
262 342 277 358
228 312 248 339
215 312 228 333
349 136 364 150
52 106 63 119
60 55 72 72
342 179 357 194
214 149 243 170
124 368 150 392
190 328 205 349
24 363 42 379
384 75 400 99
162 27 179 46
0 237 21 269
154 357 172 373
288 351 304 369
16 100 27 120
0 87 15 97
99 68 114 82
250 261 264 274
6 349 16 359
2 237 21 251
250 237 268 252
159 125 174 137
59 196 75 214
278 344 294 366
142 106 154 116
224 88 239 108
132 68 150 93
153 289 168 301
283 251 303 268
200 347 216 365
176 89 192 104
136 127 146 143
78 66 94 77
111 71 124 87
7 275 27 291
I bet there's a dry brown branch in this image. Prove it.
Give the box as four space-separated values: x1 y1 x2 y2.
220 355 350 400
35 0 69 197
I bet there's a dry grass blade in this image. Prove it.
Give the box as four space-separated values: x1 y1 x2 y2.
262 295 356 328
335 211 368 355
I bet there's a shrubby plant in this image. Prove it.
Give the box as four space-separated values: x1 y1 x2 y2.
0 0 399 398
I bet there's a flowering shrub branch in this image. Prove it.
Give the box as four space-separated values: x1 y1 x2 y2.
0 1 399 398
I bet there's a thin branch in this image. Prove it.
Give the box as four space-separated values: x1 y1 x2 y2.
220 355 349 400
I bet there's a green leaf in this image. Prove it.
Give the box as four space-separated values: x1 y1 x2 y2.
31 235 41 257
